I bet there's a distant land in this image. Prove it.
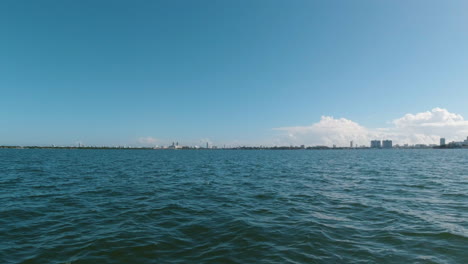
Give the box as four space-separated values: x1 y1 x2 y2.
1 145 467 150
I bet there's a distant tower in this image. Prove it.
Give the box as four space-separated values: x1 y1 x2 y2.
350 141 353 148
382 140 393 149
370 140 382 148
440 138 446 147
206 142 209 149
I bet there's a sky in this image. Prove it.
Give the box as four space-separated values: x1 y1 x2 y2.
1 0 468 147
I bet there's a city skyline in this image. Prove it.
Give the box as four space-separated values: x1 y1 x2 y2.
3 136 468 149
2 107 468 147
2 1 468 146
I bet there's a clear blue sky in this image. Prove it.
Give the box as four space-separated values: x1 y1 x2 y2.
1 0 467 146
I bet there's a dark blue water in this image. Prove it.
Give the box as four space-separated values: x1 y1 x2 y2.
0 149 467 263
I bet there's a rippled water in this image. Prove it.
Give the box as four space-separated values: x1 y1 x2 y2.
0 149 467 263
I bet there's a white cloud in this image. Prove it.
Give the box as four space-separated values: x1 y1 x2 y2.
198 138 213 148
137 136 158 145
275 116 371 146
390 108 468 144
275 108 468 146
393 107 468 130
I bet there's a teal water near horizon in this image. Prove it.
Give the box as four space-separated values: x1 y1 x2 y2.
0 149 467 263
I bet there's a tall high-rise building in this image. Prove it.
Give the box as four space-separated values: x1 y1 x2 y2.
350 141 353 148
440 138 446 146
382 140 392 149
370 140 381 148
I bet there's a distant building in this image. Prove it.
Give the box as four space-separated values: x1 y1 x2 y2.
440 138 446 147
350 141 353 148
448 141 463 148
446 137 468 148
370 140 381 148
167 141 183 149
382 140 392 149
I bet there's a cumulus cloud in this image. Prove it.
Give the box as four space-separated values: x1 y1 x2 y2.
275 108 468 146
389 108 468 144
275 116 372 146
393 108 468 131
137 136 158 145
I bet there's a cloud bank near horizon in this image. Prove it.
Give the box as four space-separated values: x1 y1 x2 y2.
137 137 159 145
275 108 468 147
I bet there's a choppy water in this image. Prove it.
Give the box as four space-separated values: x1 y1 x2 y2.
0 149 467 263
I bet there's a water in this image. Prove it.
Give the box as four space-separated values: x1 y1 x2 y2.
0 149 467 263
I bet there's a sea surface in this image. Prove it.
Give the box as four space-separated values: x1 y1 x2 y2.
0 149 467 263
